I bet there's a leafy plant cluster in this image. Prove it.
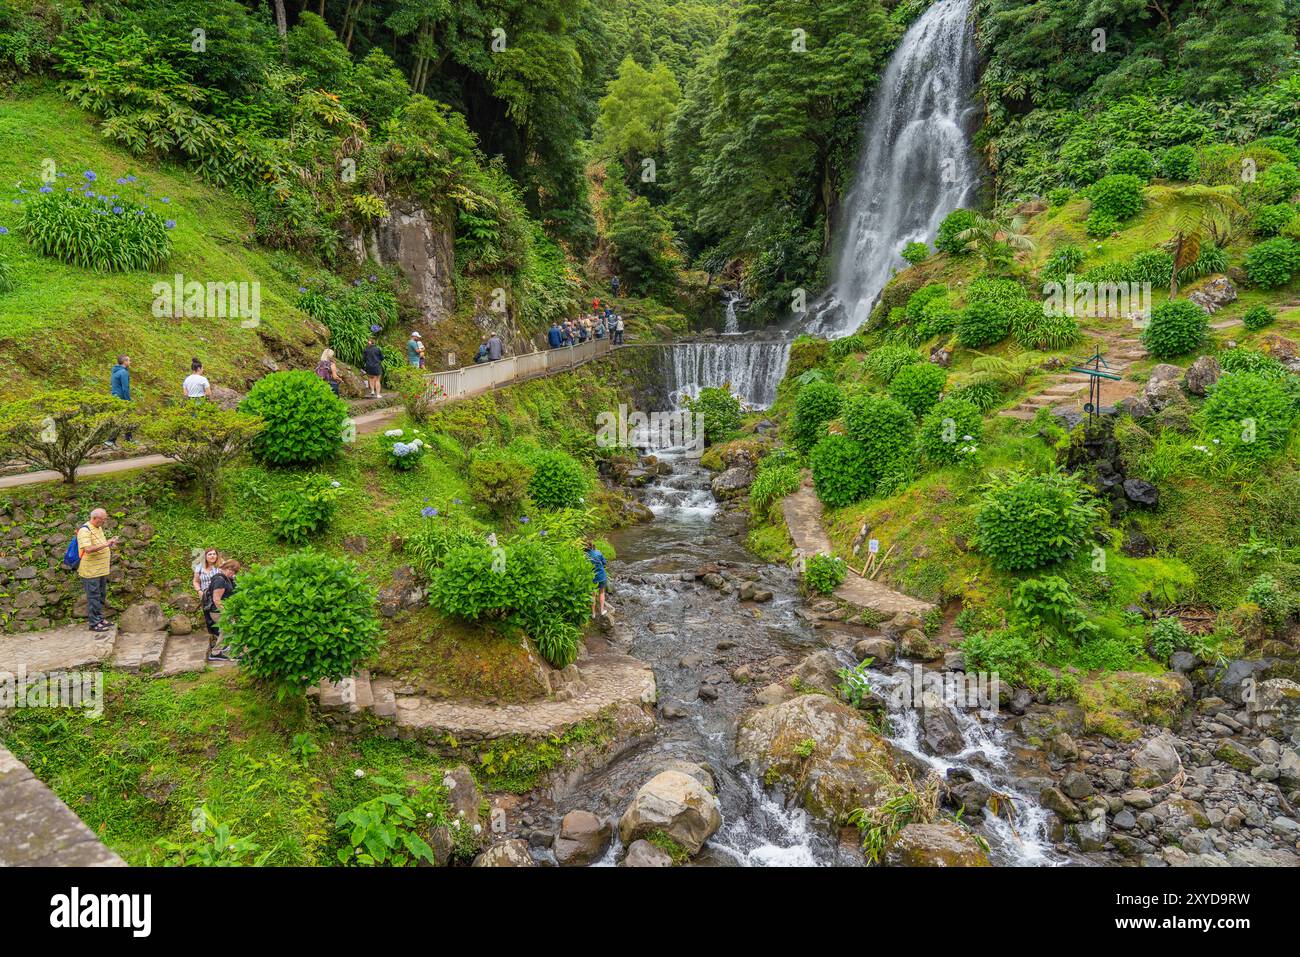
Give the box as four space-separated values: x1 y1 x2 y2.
18 171 173 271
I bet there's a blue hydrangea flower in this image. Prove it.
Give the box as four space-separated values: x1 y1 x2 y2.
160 196 170 203
83 171 96 182
165 219 176 229
297 286 307 293
519 516 530 524
420 506 437 518
113 206 123 214
0 227 8 235
39 185 52 193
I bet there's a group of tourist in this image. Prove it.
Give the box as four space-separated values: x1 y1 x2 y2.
547 311 624 349
73 517 239 662
473 333 505 364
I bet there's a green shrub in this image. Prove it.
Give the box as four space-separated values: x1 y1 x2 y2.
1177 242 1228 283
222 551 380 691
1159 145 1198 181
1012 306 1079 351
1218 348 1288 379
1040 244 1084 283
1088 174 1145 221
949 379 1003 413
1252 203 1296 237
1246 574 1292 630
297 276 399 369
918 398 983 465
1128 250 1174 286
935 208 978 254
749 462 800 515
862 345 922 384
1252 161 1300 205
957 299 1010 348
1012 576 1098 642
1148 617 1190 660
1242 305 1275 331
271 475 344 545
19 184 172 272
527 450 589 509
1109 147 1154 181
1047 187 1073 207
241 371 349 466
686 387 742 444
1141 299 1209 359
901 241 930 265
790 379 844 454
828 334 868 361
1199 372 1295 462
803 554 846 594
960 627 1040 687
905 283 949 324
966 276 1027 307
1243 237 1299 288
809 434 873 507
376 428 426 471
843 394 916 483
916 298 960 339
1085 210 1119 238
888 362 948 418
975 470 1099 571
469 450 534 515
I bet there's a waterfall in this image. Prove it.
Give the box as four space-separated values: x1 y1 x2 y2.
722 291 744 335
664 340 791 410
809 0 981 338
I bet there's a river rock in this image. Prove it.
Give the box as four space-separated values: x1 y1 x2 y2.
1074 814 1108 852
471 839 535 867
710 466 754 501
1129 733 1181 789
899 629 943 661
618 770 722 857
738 580 773 602
441 765 483 825
853 637 895 665
736 694 897 822
789 649 841 695
654 760 717 793
919 692 965 756
553 810 611 866
1183 355 1221 396
1041 786 1082 822
118 601 166 634
1279 749 1300 790
167 614 192 636
621 839 672 867
883 822 990 867
882 611 924 640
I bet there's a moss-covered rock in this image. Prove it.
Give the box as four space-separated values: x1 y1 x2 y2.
1077 671 1191 741
883 821 991 866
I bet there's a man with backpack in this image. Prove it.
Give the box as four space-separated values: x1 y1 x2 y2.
73 509 118 633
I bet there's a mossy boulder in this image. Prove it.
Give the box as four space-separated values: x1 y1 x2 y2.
1077 671 1191 741
736 693 898 823
883 821 991 866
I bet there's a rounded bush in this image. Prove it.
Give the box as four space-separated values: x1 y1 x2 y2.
223 551 381 689
1141 299 1209 358
905 283 949 323
1253 161 1300 205
901 241 930 265
918 397 983 465
1159 145 1198 181
957 299 1010 348
686 386 741 444
1200 372 1295 461
1085 210 1119 238
1088 174 1145 221
241 370 349 466
935 208 978 254
527 450 589 509
809 434 874 507
1218 348 1288 379
1252 203 1296 237
803 553 846 594
1047 187 1073 207
1243 237 1299 289
888 362 948 418
1040 244 1085 283
975 471 1098 572
1242 305 1275 332
843 394 916 481
790 379 844 454
916 298 960 339
469 450 534 515
1109 147 1155 181
1128 250 1174 286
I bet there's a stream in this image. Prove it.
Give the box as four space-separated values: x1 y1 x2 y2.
540 450 1070 867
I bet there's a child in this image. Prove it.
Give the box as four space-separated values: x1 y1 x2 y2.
584 538 608 618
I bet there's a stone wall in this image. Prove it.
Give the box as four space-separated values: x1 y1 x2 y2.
0 745 125 866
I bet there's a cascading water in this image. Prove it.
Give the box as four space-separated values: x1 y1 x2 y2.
722 290 744 335
663 339 791 410
809 0 981 337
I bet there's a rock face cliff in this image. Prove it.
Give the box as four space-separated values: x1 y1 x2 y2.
347 199 456 324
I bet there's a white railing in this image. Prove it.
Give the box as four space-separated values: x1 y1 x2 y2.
427 338 613 402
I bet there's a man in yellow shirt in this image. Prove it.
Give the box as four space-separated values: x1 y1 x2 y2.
76 508 119 632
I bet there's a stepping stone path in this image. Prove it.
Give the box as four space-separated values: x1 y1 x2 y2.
781 483 935 619
311 655 657 741
1000 334 1148 422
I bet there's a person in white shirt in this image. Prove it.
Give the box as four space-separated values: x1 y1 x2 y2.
184 358 211 400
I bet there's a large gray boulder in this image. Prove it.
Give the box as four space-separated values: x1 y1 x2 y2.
710 466 755 501
1188 276 1237 314
553 810 611 867
1183 355 1221 396
118 601 166 634
1128 733 1181 789
618 770 722 857
736 693 897 822
471 839 535 867
919 692 965 756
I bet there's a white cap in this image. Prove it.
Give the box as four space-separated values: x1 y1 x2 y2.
410 331 422 338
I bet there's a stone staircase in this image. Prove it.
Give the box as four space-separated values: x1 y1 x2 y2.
999 335 1148 421
110 629 211 676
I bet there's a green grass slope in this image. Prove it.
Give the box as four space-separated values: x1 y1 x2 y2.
0 88 327 403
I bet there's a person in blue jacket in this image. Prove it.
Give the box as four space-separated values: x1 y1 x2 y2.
547 321 563 349
109 355 132 443
584 538 608 618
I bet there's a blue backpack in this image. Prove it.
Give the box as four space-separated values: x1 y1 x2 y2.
62 524 88 572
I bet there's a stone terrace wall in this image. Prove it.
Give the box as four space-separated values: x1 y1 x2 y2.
0 744 125 866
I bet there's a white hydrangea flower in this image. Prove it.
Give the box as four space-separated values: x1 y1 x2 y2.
385 429 403 438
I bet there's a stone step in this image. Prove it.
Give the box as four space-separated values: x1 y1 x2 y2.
1043 382 1090 396
371 678 397 718
110 631 168 673
319 670 374 713
1022 395 1058 407
158 634 210 676
998 408 1037 421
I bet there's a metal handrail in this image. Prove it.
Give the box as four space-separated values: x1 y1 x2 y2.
424 337 613 402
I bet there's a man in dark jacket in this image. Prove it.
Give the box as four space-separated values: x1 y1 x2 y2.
109 355 132 443
487 333 503 361
362 338 384 398
548 322 563 349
